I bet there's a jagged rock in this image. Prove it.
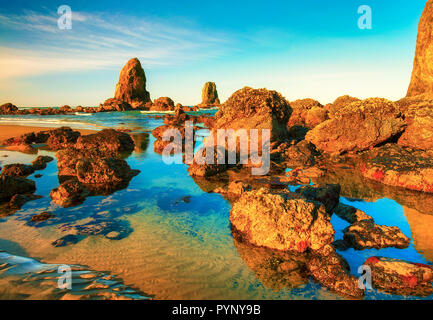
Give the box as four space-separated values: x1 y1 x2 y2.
150 97 175 111
46 127 81 150
75 129 135 155
407 0 433 97
200 82 220 106
360 144 433 193
1 164 35 177
334 203 373 224
98 98 133 112
214 180 251 201
0 175 36 202
307 245 365 298
59 105 72 113
230 188 335 253
76 157 139 186
215 87 292 141
306 98 406 154
50 179 89 208
56 148 111 177
271 140 319 167
114 58 151 108
397 105 433 151
288 99 327 129
343 220 410 250
295 183 341 215
32 155 54 170
364 256 433 296
0 103 18 114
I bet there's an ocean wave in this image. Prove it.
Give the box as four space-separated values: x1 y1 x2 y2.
0 117 101 130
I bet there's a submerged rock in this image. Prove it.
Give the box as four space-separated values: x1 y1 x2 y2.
307 245 365 298
306 98 406 154
230 188 335 253
364 256 433 296
343 220 410 250
50 179 89 208
114 57 151 108
30 211 54 222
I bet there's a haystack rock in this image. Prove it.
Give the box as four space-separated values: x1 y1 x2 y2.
114 58 151 108
407 0 433 97
200 82 220 107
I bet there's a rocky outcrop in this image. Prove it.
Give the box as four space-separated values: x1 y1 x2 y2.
150 97 175 111
407 0 433 97
364 256 433 296
306 98 406 154
114 58 151 108
360 144 433 193
98 98 133 112
326 95 360 117
288 99 327 129
0 175 36 202
75 129 135 155
1 164 35 177
50 179 89 208
0 103 18 114
307 245 364 298
230 188 335 253
32 155 54 170
199 82 220 107
46 127 81 150
397 105 433 151
343 219 410 250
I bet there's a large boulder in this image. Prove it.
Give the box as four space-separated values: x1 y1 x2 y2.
397 105 433 151
230 188 335 253
407 0 433 98
364 256 433 296
200 82 220 106
215 87 292 141
0 175 36 202
0 103 18 115
75 129 135 155
326 95 360 117
46 127 81 150
288 98 327 129
114 58 151 108
150 97 175 111
306 98 406 154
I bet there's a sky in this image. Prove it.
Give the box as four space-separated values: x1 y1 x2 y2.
0 0 428 107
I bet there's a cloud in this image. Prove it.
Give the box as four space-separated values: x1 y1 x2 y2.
0 9 233 79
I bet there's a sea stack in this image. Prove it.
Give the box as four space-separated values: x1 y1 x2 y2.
199 82 220 107
407 0 433 97
114 58 151 108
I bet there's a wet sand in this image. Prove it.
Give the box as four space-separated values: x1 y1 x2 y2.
0 125 96 141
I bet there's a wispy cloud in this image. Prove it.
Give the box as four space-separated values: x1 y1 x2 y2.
0 9 233 79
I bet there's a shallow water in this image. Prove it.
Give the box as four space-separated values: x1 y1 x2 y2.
0 111 432 300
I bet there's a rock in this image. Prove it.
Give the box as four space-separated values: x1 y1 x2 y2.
214 87 292 142
397 105 433 151
98 98 133 112
32 155 54 170
8 194 41 210
327 95 360 117
407 0 433 97
343 219 410 250
75 129 135 155
1 164 35 177
56 148 111 177
30 211 54 222
306 98 406 154
307 245 365 298
364 256 433 296
50 179 89 207
52 234 80 247
187 147 234 177
230 188 335 253
214 181 251 201
288 99 327 128
295 183 341 215
75 157 139 186
114 58 151 108
334 203 373 224
59 105 72 113
0 175 36 202
200 82 220 106
163 104 190 126
0 103 18 114
150 97 175 111
360 144 433 193
271 140 319 167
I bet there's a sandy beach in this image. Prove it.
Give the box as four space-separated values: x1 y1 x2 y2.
0 125 96 142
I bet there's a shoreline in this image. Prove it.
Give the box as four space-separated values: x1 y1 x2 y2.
0 124 97 142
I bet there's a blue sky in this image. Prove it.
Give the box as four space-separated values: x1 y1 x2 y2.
0 0 427 107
